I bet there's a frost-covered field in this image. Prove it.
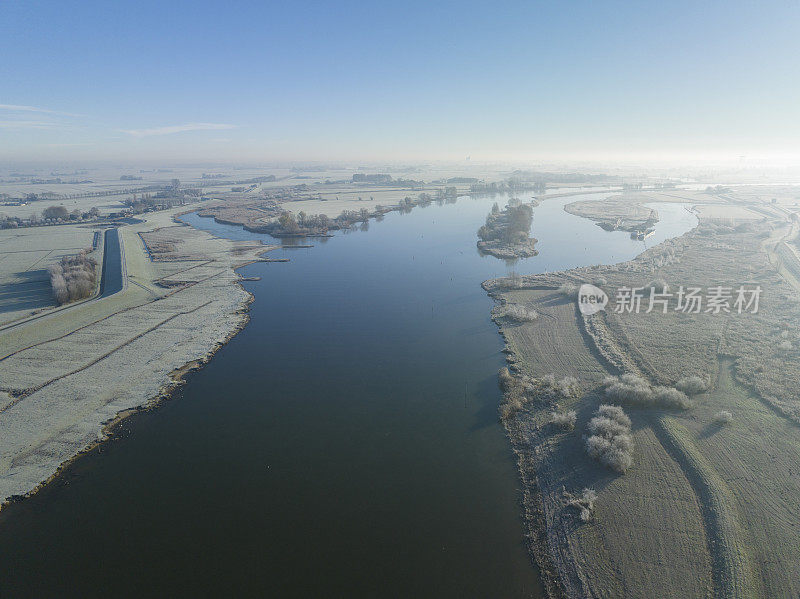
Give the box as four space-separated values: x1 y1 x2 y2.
485 188 800 599
0 204 274 504
0 225 100 325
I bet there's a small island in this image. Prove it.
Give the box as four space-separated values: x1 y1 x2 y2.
565 195 658 234
477 198 538 259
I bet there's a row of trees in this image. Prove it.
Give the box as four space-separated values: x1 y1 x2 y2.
123 191 194 214
0 205 101 229
276 207 374 235
268 188 461 237
470 179 546 195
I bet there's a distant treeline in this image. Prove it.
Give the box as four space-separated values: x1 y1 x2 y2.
351 173 423 187
508 170 622 184
1 205 101 229
470 179 546 195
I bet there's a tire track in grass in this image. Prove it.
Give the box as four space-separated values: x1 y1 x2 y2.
654 415 760 599
0 269 228 362
581 312 758 598
0 301 213 410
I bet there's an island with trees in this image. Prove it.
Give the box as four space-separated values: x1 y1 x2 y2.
477 199 538 259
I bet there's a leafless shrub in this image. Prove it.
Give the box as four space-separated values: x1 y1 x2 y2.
713 410 733 425
586 433 633 473
530 374 582 399
48 251 97 305
494 303 538 322
602 375 619 387
652 386 692 409
499 369 583 420
588 416 628 438
551 410 577 430
603 374 691 410
557 376 581 398
558 283 578 298
585 404 633 472
498 367 515 392
596 403 631 428
499 394 524 420
604 373 653 404
498 368 527 421
676 376 707 395
541 373 557 387
565 488 598 522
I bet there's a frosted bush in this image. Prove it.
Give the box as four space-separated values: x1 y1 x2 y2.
566 488 598 522
713 410 733 425
558 283 578 298
500 303 538 322
676 376 708 395
604 374 691 410
551 410 577 430
585 404 633 473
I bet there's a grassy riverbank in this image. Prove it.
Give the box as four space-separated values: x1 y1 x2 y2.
485 188 800 598
0 205 276 506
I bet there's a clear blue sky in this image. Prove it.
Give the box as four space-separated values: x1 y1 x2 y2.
2 0 799 164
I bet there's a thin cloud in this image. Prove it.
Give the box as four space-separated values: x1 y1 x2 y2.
122 123 237 137
0 104 82 117
0 120 59 129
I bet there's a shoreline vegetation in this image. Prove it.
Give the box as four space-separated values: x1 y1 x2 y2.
483 189 800 598
195 187 460 238
477 199 539 259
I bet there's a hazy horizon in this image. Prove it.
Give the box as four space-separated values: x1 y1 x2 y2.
2 1 799 166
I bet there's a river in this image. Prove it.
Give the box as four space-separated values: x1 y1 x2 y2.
0 191 697 597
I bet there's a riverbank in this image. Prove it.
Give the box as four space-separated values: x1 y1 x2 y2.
0 205 275 507
0 192 545 597
484 189 800 597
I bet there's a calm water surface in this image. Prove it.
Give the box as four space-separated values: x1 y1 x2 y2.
0 192 696 597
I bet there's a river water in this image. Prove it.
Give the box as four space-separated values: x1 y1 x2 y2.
0 191 697 597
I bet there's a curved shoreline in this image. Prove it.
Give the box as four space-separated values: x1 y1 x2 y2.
482 195 703 597
0 208 273 510
1 279 256 511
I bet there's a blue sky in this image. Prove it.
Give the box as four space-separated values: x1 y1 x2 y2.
2 0 799 163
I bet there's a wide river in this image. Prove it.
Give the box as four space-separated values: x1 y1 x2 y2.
0 191 697 597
